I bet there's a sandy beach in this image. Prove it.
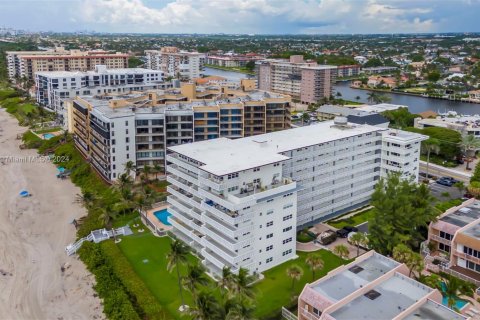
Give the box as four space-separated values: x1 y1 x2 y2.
0 108 103 320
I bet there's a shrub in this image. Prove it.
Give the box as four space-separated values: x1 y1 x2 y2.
435 199 463 212
78 242 141 320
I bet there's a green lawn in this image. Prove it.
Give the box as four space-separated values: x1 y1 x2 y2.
118 231 348 320
117 233 197 319
328 208 374 229
254 250 348 319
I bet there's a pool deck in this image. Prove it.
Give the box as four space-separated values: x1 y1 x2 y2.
144 204 173 233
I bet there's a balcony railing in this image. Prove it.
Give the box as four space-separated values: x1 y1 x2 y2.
430 234 452 246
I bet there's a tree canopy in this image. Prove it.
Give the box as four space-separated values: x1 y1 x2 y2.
368 173 436 255
406 126 462 160
382 107 419 128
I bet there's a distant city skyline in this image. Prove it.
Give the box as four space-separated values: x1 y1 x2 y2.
1 0 480 35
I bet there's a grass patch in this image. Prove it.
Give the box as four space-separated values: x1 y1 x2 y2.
296 230 315 243
204 64 255 75
117 233 198 319
434 198 464 213
328 208 374 229
254 250 348 319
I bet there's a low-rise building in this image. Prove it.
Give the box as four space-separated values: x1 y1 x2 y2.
35 65 165 121
297 251 468 320
424 199 480 287
206 54 264 68
336 65 361 78
145 47 205 80
414 115 480 137
316 105 389 127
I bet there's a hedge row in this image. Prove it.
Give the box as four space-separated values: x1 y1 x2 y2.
78 241 141 320
101 241 167 319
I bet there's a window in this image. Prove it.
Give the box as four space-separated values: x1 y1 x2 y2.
266 257 273 263
266 245 273 251
112 139 116 145
126 137 130 143
282 249 292 256
227 172 239 180
283 226 292 232
267 199 274 203
282 237 292 244
283 204 293 210
283 214 293 221
266 233 273 239
439 231 453 241
253 167 260 172
439 243 451 253
126 146 129 151
313 308 321 316
266 210 273 215
125 121 128 126
266 221 273 227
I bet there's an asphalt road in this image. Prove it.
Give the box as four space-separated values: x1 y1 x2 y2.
419 161 471 183
428 181 463 201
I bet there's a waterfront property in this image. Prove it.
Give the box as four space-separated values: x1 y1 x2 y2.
35 64 166 122
256 55 337 104
145 47 205 80
298 251 468 320
67 81 291 182
414 114 480 138
165 119 425 276
423 199 480 287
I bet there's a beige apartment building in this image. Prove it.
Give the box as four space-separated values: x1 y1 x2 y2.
7 47 128 80
256 55 337 104
423 199 480 286
67 80 291 182
295 251 469 320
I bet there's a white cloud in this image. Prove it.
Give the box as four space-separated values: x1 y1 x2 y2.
71 0 447 34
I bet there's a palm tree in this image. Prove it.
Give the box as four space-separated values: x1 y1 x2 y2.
116 172 133 193
350 232 367 257
231 268 256 299
422 138 440 180
98 205 118 241
124 160 136 176
367 91 380 104
182 263 209 299
301 112 310 125
166 239 190 310
333 244 350 259
444 275 462 309
220 266 234 292
153 163 163 180
305 254 324 281
75 191 97 210
142 165 152 182
188 290 221 319
225 296 256 320
460 134 480 170
286 265 303 292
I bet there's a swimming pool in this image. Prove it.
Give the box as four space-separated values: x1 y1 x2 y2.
43 133 55 140
154 209 172 226
440 282 468 309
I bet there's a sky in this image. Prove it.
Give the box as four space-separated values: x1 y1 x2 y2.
1 0 480 35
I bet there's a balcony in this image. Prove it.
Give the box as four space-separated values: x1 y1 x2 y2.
454 250 480 265
166 154 198 174
201 248 234 271
198 175 226 192
300 309 320 320
430 234 452 246
202 213 253 240
167 186 199 208
168 196 201 219
232 177 296 201
167 165 198 185
167 175 199 198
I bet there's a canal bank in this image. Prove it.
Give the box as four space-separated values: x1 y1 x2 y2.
334 81 480 115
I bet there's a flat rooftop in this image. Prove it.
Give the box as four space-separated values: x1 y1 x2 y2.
169 121 384 176
382 129 428 143
330 273 433 320
356 103 407 113
311 253 399 302
403 299 467 320
439 200 480 227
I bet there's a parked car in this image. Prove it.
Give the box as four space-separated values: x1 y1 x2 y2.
436 177 454 187
442 176 459 184
336 228 350 238
463 193 474 199
318 230 337 245
343 226 359 233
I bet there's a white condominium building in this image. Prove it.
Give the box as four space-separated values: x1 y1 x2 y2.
167 138 298 276
35 65 165 120
167 119 426 251
145 47 205 80
381 130 425 181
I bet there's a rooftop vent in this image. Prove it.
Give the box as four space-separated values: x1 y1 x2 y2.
334 116 348 126
364 290 381 300
349 266 364 274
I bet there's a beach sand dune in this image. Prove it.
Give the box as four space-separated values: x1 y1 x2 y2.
0 109 103 320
